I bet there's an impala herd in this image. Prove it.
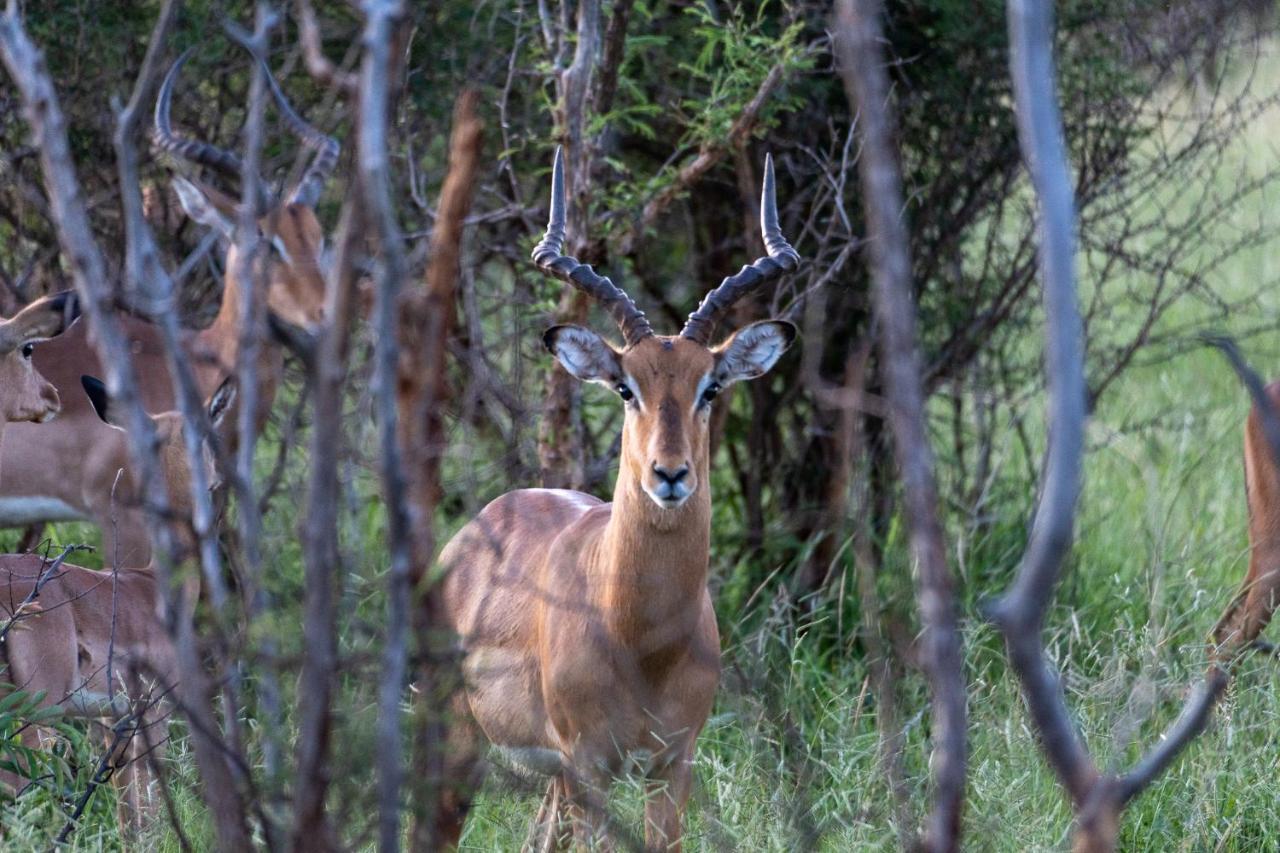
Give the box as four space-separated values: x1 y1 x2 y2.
0 46 1277 853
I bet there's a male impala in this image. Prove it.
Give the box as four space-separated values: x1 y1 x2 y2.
429 149 799 850
1212 384 1280 660
0 375 234 836
0 48 337 567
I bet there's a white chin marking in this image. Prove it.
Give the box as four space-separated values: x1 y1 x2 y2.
644 487 689 510
37 409 58 423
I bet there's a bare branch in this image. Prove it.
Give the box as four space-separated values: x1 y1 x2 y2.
296 0 359 95
834 2 967 850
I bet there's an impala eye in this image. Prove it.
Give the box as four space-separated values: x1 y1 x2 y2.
21 343 34 359
701 382 721 404
615 382 634 402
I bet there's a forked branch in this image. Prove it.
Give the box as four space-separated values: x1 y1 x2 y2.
985 1 1230 849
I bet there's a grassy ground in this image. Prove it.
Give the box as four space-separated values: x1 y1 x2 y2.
7 41 1280 853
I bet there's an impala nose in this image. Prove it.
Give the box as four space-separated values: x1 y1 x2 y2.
652 462 689 486
649 461 692 506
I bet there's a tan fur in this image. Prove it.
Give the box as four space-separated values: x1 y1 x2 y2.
0 294 79 431
1212 381 1280 659
433 328 792 851
0 197 326 567
0 398 218 836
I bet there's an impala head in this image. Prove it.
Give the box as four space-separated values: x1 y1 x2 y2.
535 149 799 511
82 374 236 551
0 291 80 427
151 48 339 329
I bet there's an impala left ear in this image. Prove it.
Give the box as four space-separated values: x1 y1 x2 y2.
81 375 129 429
712 320 797 385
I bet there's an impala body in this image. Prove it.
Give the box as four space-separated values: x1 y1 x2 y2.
1213 381 1280 658
431 150 799 851
0 48 336 567
0 375 233 835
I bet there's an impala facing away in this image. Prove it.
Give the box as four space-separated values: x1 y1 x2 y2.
430 149 799 850
1212 382 1280 660
0 374 234 837
0 48 337 567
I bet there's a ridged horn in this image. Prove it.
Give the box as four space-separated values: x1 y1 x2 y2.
151 49 248 184
680 153 801 345
531 147 653 347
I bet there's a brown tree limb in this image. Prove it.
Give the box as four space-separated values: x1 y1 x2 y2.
396 87 483 853
834 3 968 850
537 0 601 490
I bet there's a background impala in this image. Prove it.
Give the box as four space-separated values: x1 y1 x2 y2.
0 48 335 568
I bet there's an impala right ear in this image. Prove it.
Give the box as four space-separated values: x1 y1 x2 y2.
81 375 128 430
543 325 622 386
173 176 235 241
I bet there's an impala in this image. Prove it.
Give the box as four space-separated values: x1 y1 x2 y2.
0 48 337 567
0 291 80 432
0 375 234 836
1212 383 1280 660
429 149 800 851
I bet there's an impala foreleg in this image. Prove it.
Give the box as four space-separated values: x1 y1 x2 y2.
561 760 615 852
106 702 168 840
1212 537 1280 662
643 748 694 853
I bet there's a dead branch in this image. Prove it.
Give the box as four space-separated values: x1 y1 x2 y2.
296 0 359 95
834 2 968 850
985 2 1230 849
353 0 415 849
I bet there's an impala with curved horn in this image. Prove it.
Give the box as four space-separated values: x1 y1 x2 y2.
0 47 339 567
428 148 800 850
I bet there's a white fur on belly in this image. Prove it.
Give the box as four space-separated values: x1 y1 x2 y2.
0 497 86 526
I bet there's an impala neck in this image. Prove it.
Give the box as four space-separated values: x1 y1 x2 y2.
599 453 712 649
198 262 250 373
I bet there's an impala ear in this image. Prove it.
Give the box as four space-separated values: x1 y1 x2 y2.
81 375 128 430
0 291 80 353
543 325 622 385
206 376 237 430
173 176 235 241
713 320 797 385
